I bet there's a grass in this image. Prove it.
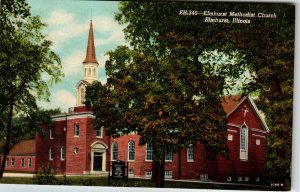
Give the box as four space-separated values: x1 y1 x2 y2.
0 175 273 190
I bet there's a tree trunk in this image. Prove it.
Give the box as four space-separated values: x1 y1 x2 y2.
155 153 165 188
0 98 14 178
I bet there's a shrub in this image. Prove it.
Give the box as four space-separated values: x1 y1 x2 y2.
32 165 58 185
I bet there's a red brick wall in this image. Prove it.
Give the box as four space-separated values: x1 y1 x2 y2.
36 120 66 173
1 155 36 172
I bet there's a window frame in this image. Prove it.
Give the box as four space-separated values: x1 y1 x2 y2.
240 125 248 160
49 148 54 161
11 158 15 166
28 158 32 167
165 150 173 162
50 127 54 139
74 124 80 137
146 143 153 161
187 144 194 162
21 158 25 167
111 142 118 161
95 126 102 138
61 146 65 161
128 140 135 161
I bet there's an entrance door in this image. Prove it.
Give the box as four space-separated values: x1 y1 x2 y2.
93 152 103 171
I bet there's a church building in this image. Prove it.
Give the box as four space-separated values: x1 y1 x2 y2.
1 20 269 183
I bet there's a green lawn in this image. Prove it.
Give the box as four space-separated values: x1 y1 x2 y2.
0 176 273 190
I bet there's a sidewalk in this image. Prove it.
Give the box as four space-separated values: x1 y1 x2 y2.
3 173 34 178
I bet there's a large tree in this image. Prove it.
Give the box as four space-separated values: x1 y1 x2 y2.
0 0 63 178
87 1 294 188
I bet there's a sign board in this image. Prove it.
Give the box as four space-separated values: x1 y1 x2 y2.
111 160 126 180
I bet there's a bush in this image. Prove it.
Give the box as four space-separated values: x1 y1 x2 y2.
32 165 59 185
80 177 96 186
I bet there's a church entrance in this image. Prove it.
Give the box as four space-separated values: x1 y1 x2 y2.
90 141 108 174
93 152 103 171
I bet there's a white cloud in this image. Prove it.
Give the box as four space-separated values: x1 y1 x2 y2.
38 90 76 113
43 10 87 50
62 50 85 77
45 10 74 25
93 15 125 46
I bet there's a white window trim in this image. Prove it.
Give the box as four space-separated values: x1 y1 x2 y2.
95 126 103 138
11 158 15 166
128 141 135 161
111 142 118 161
146 170 152 177
240 124 248 160
49 148 54 161
187 144 194 162
61 146 65 161
28 158 32 167
21 158 25 167
165 171 172 178
50 128 54 139
6 158 9 166
74 124 80 137
145 143 153 162
165 151 173 162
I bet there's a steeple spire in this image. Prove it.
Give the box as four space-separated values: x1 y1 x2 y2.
83 20 99 64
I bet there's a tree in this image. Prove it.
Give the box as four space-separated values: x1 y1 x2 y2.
0 0 63 178
87 1 294 188
114 2 295 187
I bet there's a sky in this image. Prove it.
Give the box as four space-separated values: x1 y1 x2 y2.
27 0 126 112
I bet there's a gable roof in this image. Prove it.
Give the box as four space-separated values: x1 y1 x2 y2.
76 80 91 88
9 139 35 155
221 95 269 132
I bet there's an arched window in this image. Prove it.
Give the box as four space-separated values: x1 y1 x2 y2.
85 68 87 76
80 88 85 104
49 148 54 160
88 68 91 76
74 124 80 136
128 141 135 161
112 142 118 161
187 144 194 161
240 125 248 160
93 68 96 77
146 143 153 161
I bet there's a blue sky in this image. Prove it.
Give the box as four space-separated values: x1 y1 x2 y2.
27 0 126 112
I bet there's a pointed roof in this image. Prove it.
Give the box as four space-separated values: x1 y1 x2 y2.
83 20 99 64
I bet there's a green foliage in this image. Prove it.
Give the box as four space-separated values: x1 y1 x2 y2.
32 165 58 185
0 0 64 177
80 177 96 186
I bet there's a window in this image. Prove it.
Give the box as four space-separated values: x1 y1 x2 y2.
74 147 79 155
128 169 134 177
21 158 25 167
128 141 135 161
146 143 153 161
88 68 91 76
146 171 152 177
6 158 9 166
74 124 80 136
28 158 32 167
165 151 173 161
112 142 118 161
240 125 248 160
80 88 85 105
50 128 54 139
93 68 95 76
61 146 65 160
49 148 54 160
96 127 102 137
256 139 261 146
165 171 172 178
187 144 194 161
11 158 15 166
228 134 233 141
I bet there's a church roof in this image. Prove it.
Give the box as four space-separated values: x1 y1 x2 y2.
83 20 99 65
9 139 35 155
221 95 243 114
